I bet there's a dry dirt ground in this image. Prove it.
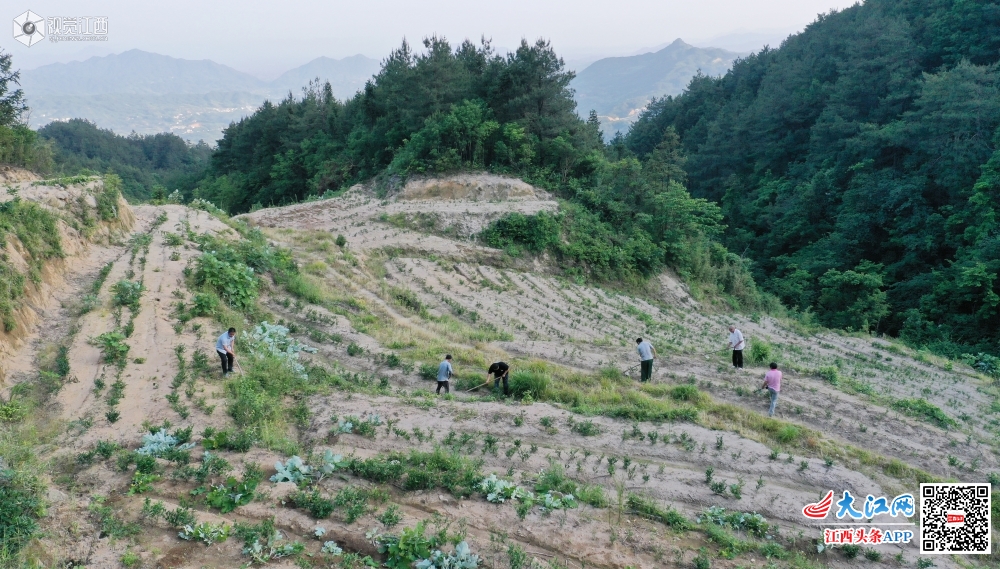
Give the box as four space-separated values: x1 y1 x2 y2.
3 174 996 569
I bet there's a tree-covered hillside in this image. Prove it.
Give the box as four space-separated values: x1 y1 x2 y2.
39 119 211 200
625 0 1000 355
197 37 751 296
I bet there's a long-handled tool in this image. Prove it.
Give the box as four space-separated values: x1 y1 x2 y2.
465 381 490 392
235 358 245 375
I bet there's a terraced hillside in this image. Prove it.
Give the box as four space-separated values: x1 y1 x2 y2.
1 173 996 568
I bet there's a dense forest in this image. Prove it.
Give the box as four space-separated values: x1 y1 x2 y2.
38 119 211 200
625 0 1000 355
195 37 752 296
7 0 1000 356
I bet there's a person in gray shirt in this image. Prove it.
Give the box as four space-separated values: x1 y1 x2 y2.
436 354 453 394
216 327 236 376
635 337 656 382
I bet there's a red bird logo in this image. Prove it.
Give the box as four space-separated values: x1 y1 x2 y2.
802 490 834 519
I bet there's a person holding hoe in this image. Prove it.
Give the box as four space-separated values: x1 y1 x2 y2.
486 361 510 396
636 337 656 382
760 362 782 417
216 327 236 376
436 354 453 395
728 325 745 369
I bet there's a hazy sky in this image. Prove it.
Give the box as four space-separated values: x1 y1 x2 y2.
7 0 860 77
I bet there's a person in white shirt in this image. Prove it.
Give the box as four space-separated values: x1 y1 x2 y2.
635 337 656 382
727 325 745 369
216 327 236 376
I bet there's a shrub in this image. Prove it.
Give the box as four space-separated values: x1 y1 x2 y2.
190 292 220 317
817 366 839 384
748 340 772 365
419 363 438 381
96 174 122 221
480 212 560 253
193 253 258 310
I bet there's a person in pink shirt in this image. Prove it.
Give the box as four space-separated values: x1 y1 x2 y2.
760 362 782 417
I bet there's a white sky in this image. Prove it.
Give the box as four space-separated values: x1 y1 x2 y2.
8 0 861 78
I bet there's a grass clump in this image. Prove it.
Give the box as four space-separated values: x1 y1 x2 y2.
350 449 483 498
626 494 690 530
508 370 550 400
570 420 601 436
534 461 606 507
891 398 957 429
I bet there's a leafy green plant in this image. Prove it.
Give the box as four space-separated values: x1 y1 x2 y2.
377 522 442 569
163 232 184 247
201 427 256 452
111 279 144 310
163 505 197 528
842 544 861 559
193 253 258 309
415 541 480 569
290 489 335 519
378 504 403 528
817 366 839 384
205 477 257 513
128 471 160 495
748 340 772 365
92 331 130 366
271 455 311 483
189 292 220 317
179 521 231 545
333 486 371 523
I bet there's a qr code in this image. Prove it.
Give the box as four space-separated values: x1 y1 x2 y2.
920 483 991 554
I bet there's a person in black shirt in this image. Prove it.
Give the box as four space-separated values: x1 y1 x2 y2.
487 361 510 396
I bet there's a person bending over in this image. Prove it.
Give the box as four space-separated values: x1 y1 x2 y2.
216 327 236 376
487 361 510 396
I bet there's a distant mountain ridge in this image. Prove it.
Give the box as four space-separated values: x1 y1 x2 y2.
570 39 742 136
20 50 380 142
19 42 740 142
20 50 267 95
